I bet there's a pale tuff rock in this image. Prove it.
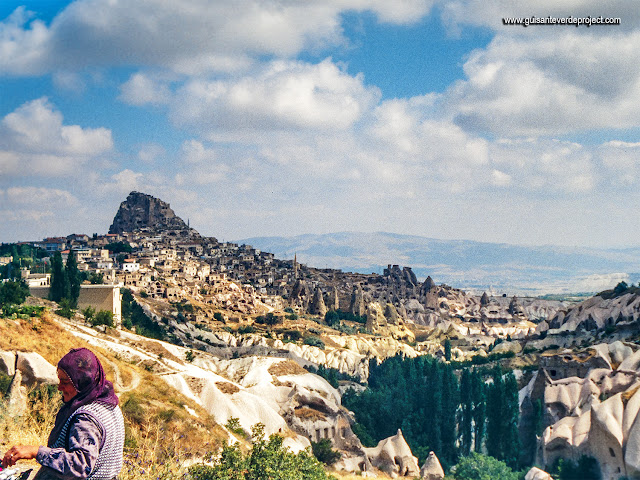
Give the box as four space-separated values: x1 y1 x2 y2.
480 292 490 306
420 451 444 480
509 296 525 315
365 302 386 331
384 303 399 325
532 342 640 480
350 284 365 317
309 286 327 317
6 368 27 417
327 286 340 311
491 340 522 355
15 351 58 386
364 429 419 477
551 292 640 332
525 467 553 480
0 350 16 376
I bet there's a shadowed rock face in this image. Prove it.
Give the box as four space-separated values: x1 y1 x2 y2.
109 191 190 234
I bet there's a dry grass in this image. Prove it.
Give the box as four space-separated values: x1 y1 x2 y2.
0 313 81 365
268 360 307 376
294 407 326 421
0 383 61 468
215 381 240 394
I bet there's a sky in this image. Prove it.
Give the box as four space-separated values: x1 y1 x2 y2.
1 0 639 249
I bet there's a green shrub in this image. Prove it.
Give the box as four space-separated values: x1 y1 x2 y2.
226 417 245 435
283 330 302 341
55 298 76 319
550 455 601 480
304 336 325 350
453 453 523 480
91 310 114 327
189 424 334 480
0 280 30 311
121 394 145 424
311 439 341 465
0 372 12 396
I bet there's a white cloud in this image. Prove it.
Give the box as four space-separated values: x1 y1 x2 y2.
489 138 596 193
180 140 217 164
598 140 640 186
137 143 166 164
446 31 640 136
491 169 512 186
0 0 433 76
120 73 171 106
52 71 86 93
172 59 380 135
6 186 77 205
0 98 113 176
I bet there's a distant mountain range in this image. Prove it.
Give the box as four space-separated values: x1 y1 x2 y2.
236 232 640 296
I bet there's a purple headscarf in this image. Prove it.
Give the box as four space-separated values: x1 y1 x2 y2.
48 348 119 446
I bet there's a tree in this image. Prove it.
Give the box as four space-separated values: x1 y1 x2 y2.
190 423 332 480
502 371 521 469
0 280 30 308
459 368 473 456
551 455 601 480
92 310 114 327
471 369 486 453
441 363 459 466
49 252 69 302
454 452 521 480
89 272 104 284
65 251 81 307
486 365 504 459
82 306 96 323
444 339 452 362
311 439 341 465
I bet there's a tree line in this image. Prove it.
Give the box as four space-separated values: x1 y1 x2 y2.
342 354 521 470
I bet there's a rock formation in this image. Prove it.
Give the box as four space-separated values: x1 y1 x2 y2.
420 451 444 479
349 285 365 317
309 286 327 316
518 342 640 480
550 291 640 333
525 467 553 480
364 429 420 477
109 191 192 234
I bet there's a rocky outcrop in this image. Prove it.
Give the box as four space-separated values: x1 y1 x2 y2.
109 191 191 234
523 342 640 480
6 368 26 417
364 429 419 477
350 285 365 317
15 351 58 386
309 287 327 316
550 291 640 333
420 451 444 479
525 467 553 480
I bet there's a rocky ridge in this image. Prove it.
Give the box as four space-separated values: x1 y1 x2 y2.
109 191 195 235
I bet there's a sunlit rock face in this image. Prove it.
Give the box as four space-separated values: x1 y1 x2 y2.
363 429 420 477
524 342 640 480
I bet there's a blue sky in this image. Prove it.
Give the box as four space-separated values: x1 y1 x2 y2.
1 0 638 249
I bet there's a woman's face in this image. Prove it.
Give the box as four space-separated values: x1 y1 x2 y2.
57 368 78 403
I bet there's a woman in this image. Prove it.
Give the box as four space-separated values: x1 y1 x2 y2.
2 348 125 480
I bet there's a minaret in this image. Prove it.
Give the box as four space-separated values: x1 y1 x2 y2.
293 253 298 279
